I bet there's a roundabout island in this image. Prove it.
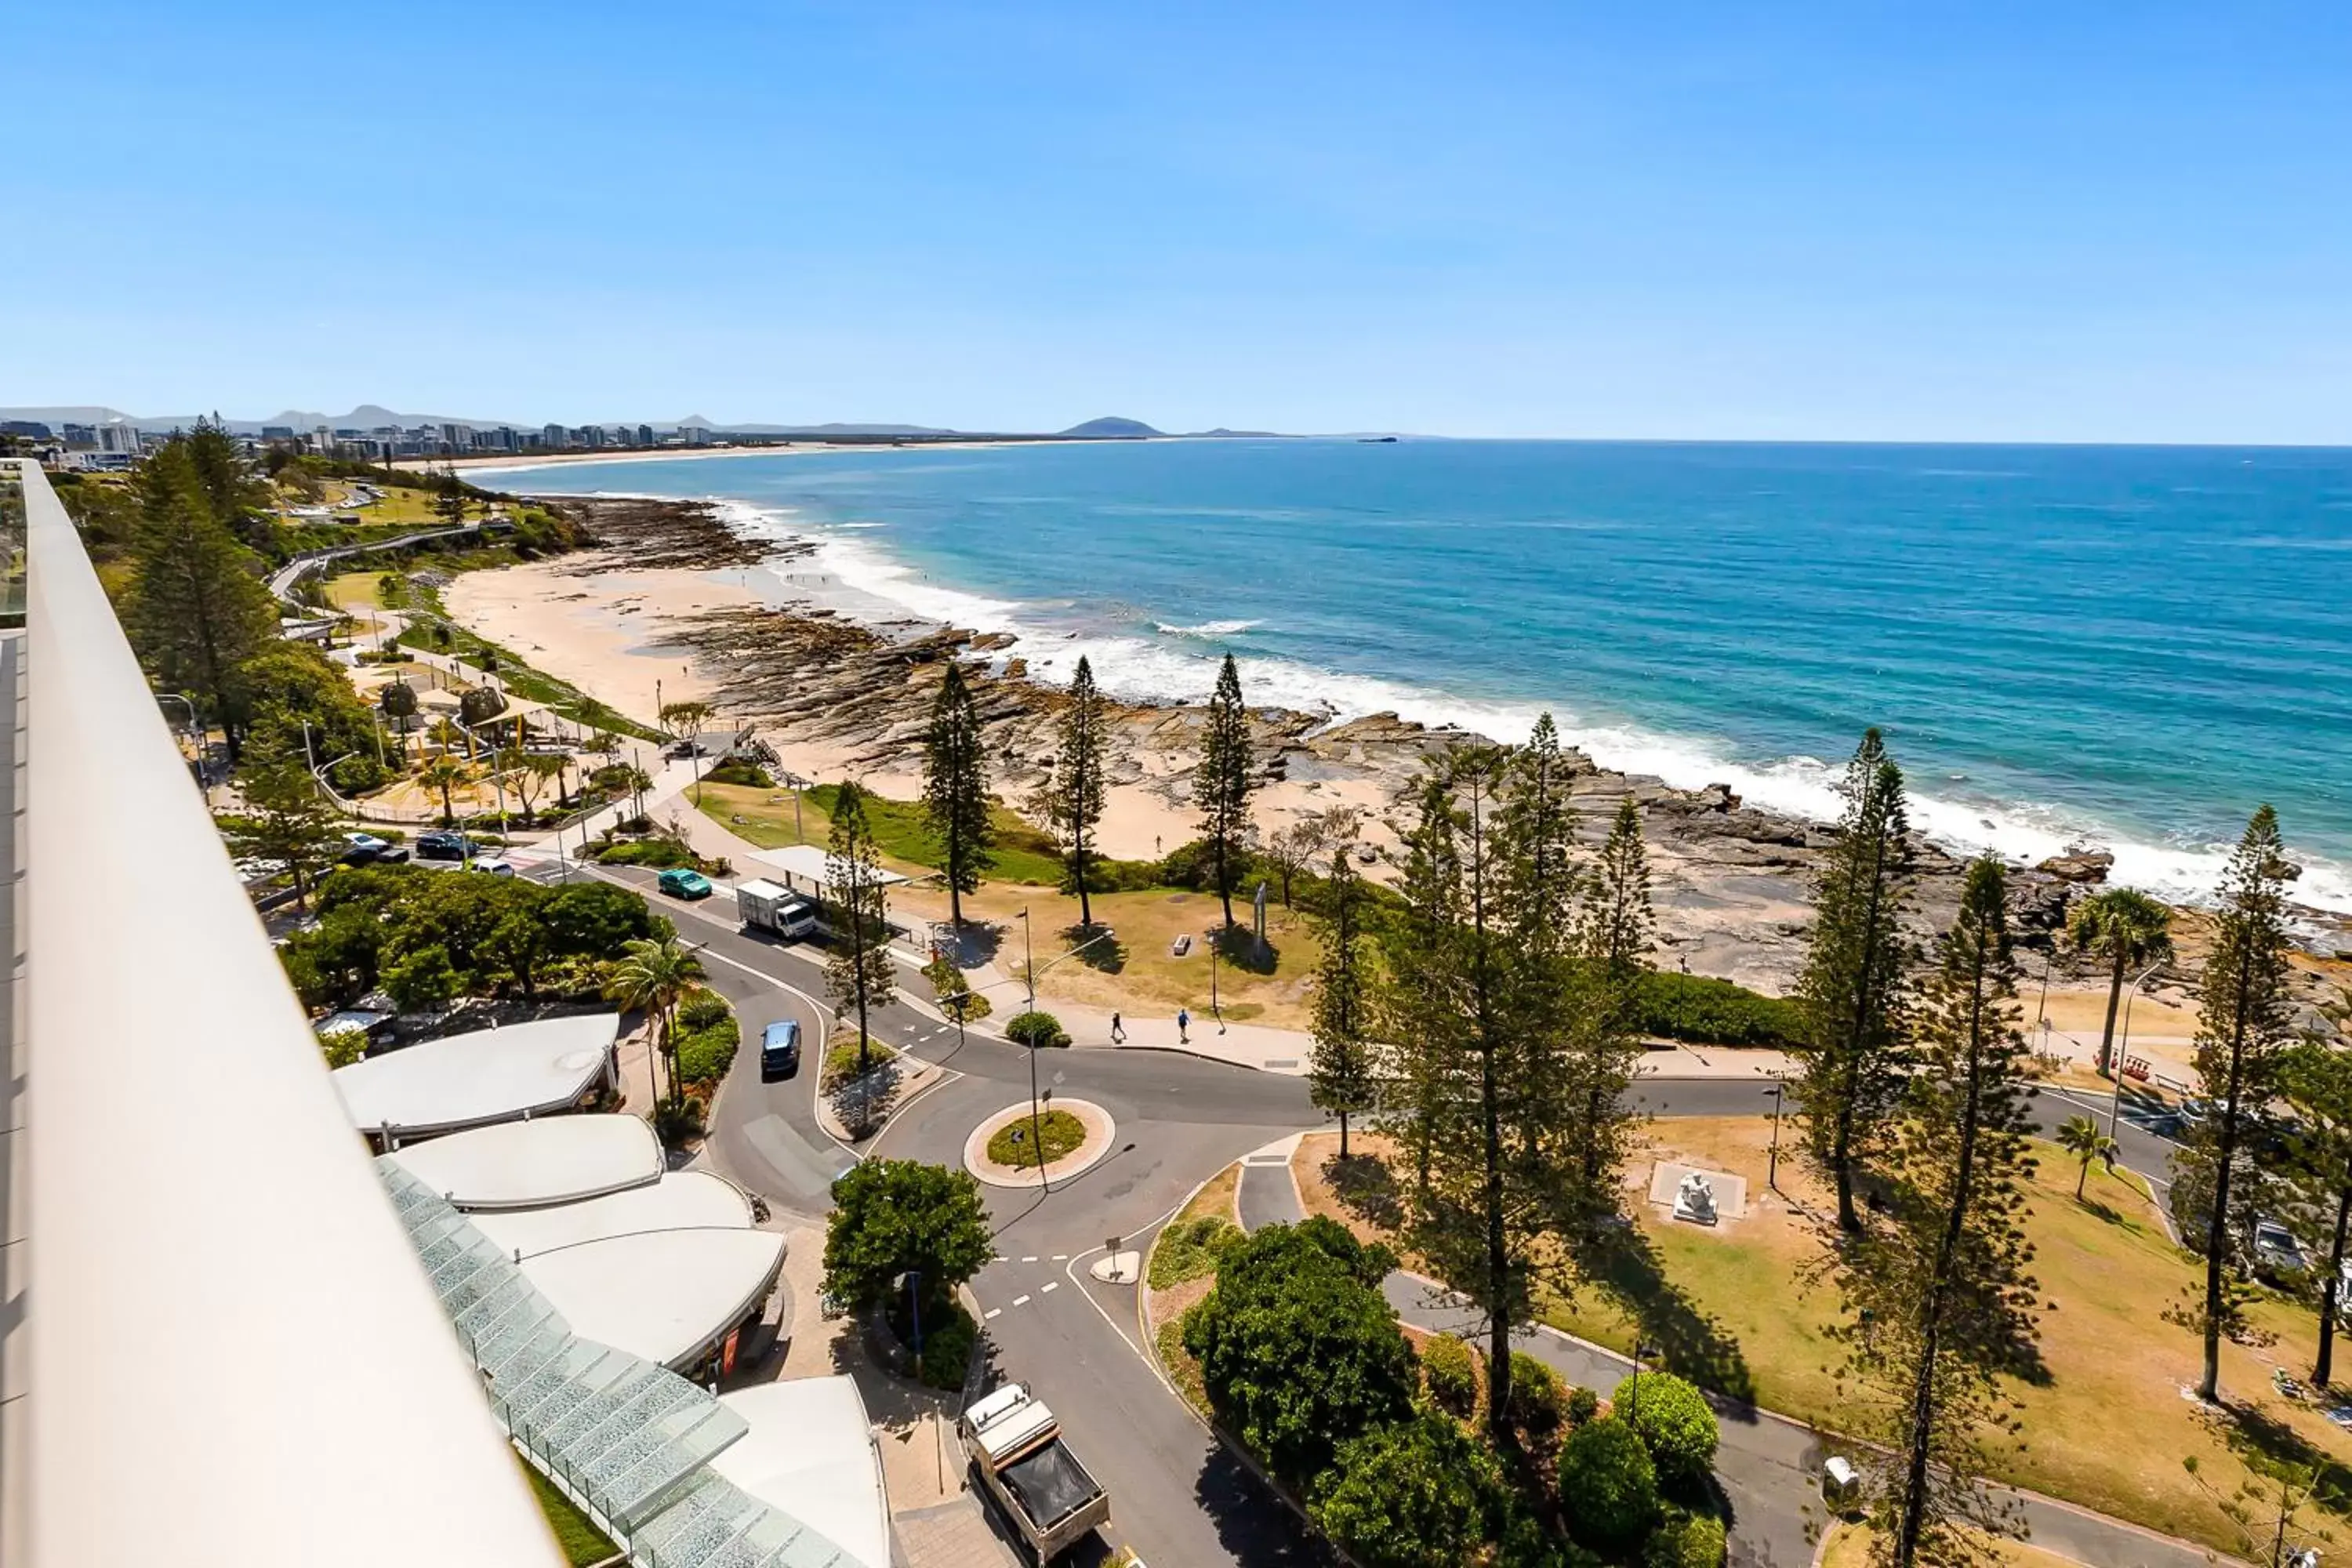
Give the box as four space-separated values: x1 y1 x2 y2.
960 1097 1118 1189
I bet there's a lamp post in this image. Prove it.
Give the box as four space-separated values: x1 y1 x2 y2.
1210 932 1225 1033
2107 957 2169 1140
1765 1076 1786 1193
1626 1340 1657 1429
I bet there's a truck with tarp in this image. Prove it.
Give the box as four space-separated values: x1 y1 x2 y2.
958 1383 1110 1563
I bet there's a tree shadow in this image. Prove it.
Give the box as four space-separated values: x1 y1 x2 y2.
1585 1223 1759 1409
935 920 1004 967
1212 922 1280 976
1191 1443 1329 1564
1059 921 1128 975
1325 1152 1406 1236
2205 1398 2352 1516
826 1056 902 1140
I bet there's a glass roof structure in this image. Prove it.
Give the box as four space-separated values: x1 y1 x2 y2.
378 1162 875 1567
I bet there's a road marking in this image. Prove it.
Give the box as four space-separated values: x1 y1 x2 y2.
1022 1255 1038 1263
984 1308 1002 1320
1040 1281 1058 1294
1051 1254 1069 1261
1013 1294 1031 1307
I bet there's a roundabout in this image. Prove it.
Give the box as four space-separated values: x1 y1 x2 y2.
961 1096 1118 1189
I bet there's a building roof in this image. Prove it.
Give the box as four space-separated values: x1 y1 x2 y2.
523 1227 786 1371
471 1171 753 1258
384 1113 660 1210
710 1379 891 1568
753 843 910 891
332 1013 619 1138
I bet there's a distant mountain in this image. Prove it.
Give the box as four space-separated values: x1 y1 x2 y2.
1059 416 1163 438
1189 427 1287 438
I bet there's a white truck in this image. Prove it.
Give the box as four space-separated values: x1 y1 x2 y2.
735 877 819 940
959 1384 1111 1564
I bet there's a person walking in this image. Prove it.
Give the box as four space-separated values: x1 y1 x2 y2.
1110 1011 1125 1044
1175 1007 1190 1044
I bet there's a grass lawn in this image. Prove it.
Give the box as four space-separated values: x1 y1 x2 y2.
820 1030 898 1091
1294 1116 2352 1557
520 1458 617 1566
693 780 1065 884
1821 1523 2081 1568
324 569 386 611
986 1108 1086 1167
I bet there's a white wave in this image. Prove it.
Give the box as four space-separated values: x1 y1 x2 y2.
1152 619 1263 638
702 501 2352 918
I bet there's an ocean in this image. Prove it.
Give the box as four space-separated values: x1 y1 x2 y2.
488 439 2352 915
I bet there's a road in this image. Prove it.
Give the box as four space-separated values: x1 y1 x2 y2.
546 861 2197 1568
267 521 502 601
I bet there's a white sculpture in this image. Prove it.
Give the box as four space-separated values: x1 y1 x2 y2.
1673 1170 1719 1225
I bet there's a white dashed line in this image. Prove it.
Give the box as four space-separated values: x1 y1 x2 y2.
1021 1255 1038 1263
1051 1254 1069 1261
984 1308 1002 1320
1040 1282 1058 1294
1013 1294 1031 1307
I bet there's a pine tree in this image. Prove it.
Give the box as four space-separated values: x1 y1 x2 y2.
2278 1044 2352 1388
921 661 994 927
825 782 898 1102
2190 805 2297 1403
1793 728 1917 1235
1501 713 1580 950
1197 653 1255 931
1573 793 1654 1203
1052 655 1109 927
122 440 280 760
1308 851 1379 1158
1377 746 1585 1453
223 719 339 909
1836 857 2040 1568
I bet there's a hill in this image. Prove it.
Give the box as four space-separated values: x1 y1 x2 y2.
1058 416 1163 438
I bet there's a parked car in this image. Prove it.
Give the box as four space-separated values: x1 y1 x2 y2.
760 1019 802 1080
469 857 517 878
2254 1218 2310 1282
340 831 391 865
658 866 714 900
416 830 475 862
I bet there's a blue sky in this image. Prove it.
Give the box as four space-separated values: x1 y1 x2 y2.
9 3 2350 441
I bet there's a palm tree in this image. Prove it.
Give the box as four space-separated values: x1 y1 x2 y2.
419 755 470 826
2069 887 2173 1080
606 934 702 1105
2057 1112 2121 1200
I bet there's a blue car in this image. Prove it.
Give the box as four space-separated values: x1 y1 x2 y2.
760 1019 802 1080
657 866 714 900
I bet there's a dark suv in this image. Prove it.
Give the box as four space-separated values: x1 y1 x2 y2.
416 830 476 862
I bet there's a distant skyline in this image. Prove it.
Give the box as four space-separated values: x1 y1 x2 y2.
9 4 2350 445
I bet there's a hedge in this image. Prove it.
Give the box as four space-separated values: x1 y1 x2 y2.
1635 971 1802 1047
1422 1335 1479 1417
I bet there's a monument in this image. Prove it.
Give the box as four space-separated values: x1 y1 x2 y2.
1672 1170 1719 1226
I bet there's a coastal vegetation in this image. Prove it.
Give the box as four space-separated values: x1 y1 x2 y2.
920 660 994 926
822 780 897 1117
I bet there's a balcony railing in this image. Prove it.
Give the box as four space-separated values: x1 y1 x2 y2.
1 459 564 1566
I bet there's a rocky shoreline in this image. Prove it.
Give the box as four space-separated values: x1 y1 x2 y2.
539 494 2345 1010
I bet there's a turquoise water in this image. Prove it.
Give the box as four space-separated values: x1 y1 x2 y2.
495 440 2352 911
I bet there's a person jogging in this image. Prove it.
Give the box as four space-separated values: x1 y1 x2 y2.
1175 1007 1190 1044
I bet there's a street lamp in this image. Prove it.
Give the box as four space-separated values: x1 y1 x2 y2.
1626 1340 1659 1429
1765 1076 1786 1193
2107 956 2169 1140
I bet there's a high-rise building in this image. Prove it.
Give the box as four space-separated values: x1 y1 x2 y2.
543 423 567 448
637 423 655 446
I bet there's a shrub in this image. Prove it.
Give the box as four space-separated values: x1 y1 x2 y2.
1557 1417 1659 1553
1312 1412 1501 1568
383 946 459 1011
704 757 774 788
823 1159 994 1327
1422 1335 1479 1417
678 989 731 1031
318 1025 368 1069
1622 1372 1719 1486
653 1092 706 1148
1181 1219 1418 1489
924 955 992 1020
914 1304 978 1391
985 1109 1086 1167
1566 1384 1602 1428
1004 1009 1071 1049
1634 971 1802 1046
1149 1214 1242 1288
676 1017 739 1086
1644 1508 1727 1568
1507 1351 1562 1433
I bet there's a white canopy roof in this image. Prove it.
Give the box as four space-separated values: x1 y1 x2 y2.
383 1113 660 1210
472 1171 753 1258
711 1379 891 1568
753 842 909 891
523 1227 786 1371
332 1013 619 1138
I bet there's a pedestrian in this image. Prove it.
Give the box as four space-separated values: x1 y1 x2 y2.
1176 1007 1189 1044
1110 1011 1125 1044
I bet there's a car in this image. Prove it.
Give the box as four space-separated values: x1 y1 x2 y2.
658 866 715 900
760 1018 802 1080
2254 1218 2310 1281
340 831 392 865
469 857 517 877
416 830 475 862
